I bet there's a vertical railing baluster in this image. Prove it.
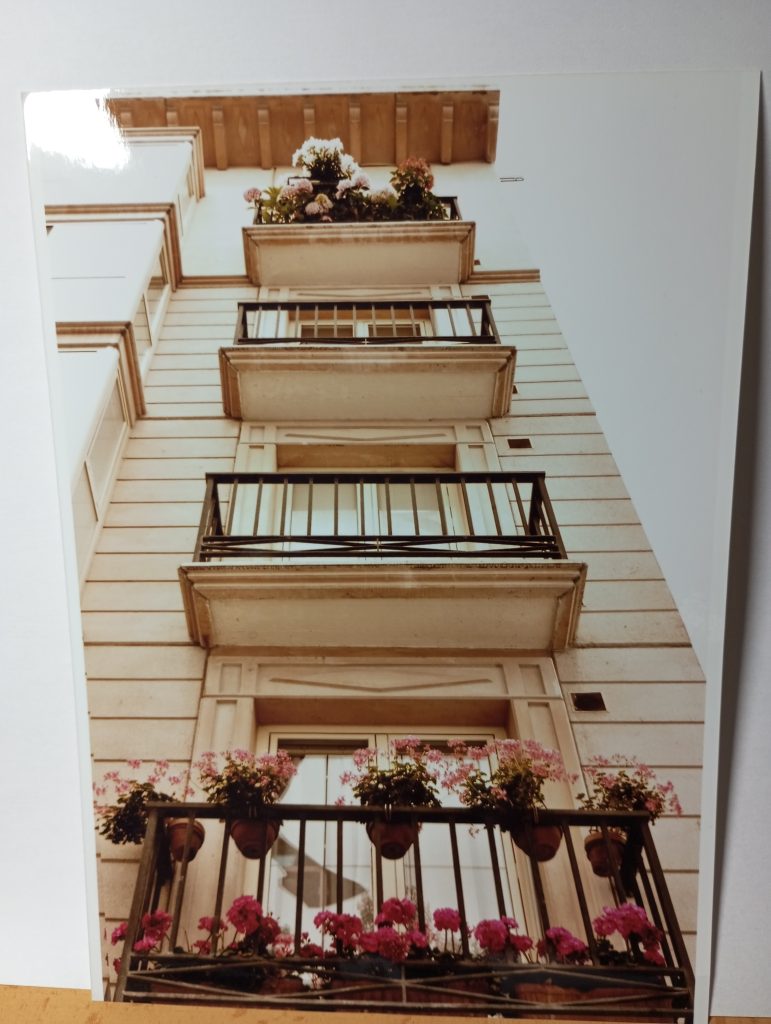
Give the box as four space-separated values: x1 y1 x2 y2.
168 812 194 950
464 301 475 338
256 837 267 904
224 478 238 536
359 479 365 536
313 304 319 338
435 478 448 536
370 303 376 342
385 477 392 536
460 477 475 536
333 302 338 340
410 477 419 535
529 853 552 935
294 818 307 952
336 819 344 914
448 302 458 339
333 478 339 537
561 825 599 961
486 824 507 916
412 821 426 932
375 832 384 912
253 480 263 536
351 303 357 342
280 478 288 538
511 478 528 534
449 823 470 957
408 303 416 341
211 821 231 954
307 477 313 536
486 477 502 536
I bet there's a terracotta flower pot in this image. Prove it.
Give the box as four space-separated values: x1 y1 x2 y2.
509 822 563 862
366 819 419 860
230 818 280 859
584 829 627 877
165 818 206 862
512 969 674 1022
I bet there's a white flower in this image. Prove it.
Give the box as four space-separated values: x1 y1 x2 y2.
305 202 321 215
316 193 333 211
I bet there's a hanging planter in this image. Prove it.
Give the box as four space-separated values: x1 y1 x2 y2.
230 818 281 860
584 829 627 877
165 818 206 862
365 818 419 860
508 821 563 862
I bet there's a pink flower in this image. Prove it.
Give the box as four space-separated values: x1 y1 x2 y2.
433 907 461 932
112 958 121 974
111 922 127 946
140 910 172 936
376 897 417 927
474 916 532 956
273 932 295 958
227 895 264 935
474 919 508 954
133 936 159 953
305 202 321 216
374 926 411 962
192 938 211 954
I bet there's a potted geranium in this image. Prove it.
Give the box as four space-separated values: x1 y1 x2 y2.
444 739 575 861
341 738 442 859
389 156 446 220
195 749 296 859
577 756 682 876
93 760 203 862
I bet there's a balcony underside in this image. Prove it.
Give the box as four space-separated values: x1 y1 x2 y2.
178 561 587 652
242 221 476 286
219 345 516 421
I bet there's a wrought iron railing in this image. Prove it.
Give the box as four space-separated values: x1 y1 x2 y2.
113 803 693 1019
233 297 501 346
192 471 567 563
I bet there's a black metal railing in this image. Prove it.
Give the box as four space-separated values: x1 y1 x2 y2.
192 471 567 563
114 803 693 1019
233 297 501 346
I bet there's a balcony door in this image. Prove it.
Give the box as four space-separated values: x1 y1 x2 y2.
257 730 526 942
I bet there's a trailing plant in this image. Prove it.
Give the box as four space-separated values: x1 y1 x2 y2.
195 749 296 817
443 738 575 814
93 760 193 845
577 755 682 824
341 737 443 809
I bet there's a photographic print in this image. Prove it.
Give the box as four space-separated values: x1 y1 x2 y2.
23 68 757 1019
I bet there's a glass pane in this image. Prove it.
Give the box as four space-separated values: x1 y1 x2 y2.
267 748 374 936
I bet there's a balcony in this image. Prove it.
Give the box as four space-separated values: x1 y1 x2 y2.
113 802 693 1021
178 471 586 651
242 198 476 286
220 298 515 421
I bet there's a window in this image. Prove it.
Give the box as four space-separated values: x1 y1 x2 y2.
257 730 525 939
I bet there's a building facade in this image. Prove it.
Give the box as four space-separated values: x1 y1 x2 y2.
44 90 702 1018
